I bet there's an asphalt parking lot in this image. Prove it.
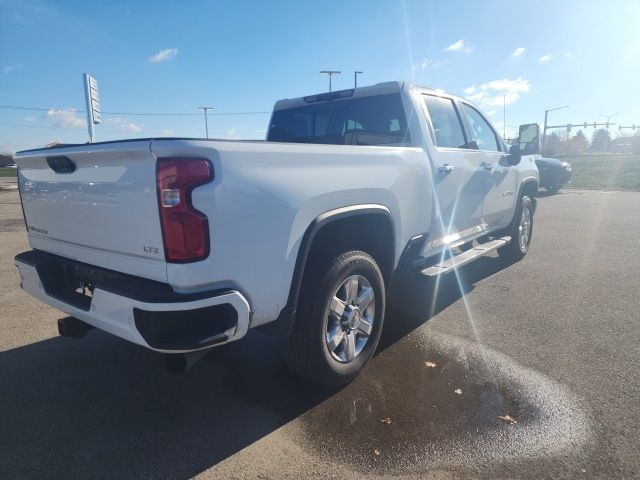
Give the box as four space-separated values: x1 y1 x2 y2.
1 183 639 480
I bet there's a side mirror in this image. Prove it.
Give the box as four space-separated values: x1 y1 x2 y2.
517 123 541 156
507 123 541 165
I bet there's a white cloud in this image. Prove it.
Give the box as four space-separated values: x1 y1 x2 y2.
511 47 525 58
160 129 174 136
564 52 574 60
45 109 85 128
444 39 472 54
106 117 143 133
539 54 551 63
2 64 21 74
463 77 531 108
411 58 450 72
148 48 178 63
23 116 35 123
225 128 239 140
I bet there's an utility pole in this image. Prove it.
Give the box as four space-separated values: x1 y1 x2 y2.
320 70 341 92
198 106 213 139
542 105 569 149
354 71 363 88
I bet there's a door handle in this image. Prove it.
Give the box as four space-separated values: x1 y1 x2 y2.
438 164 454 174
482 162 495 171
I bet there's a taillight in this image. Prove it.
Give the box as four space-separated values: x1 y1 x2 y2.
156 158 213 262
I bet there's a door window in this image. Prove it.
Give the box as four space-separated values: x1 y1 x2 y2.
461 103 500 151
423 95 467 149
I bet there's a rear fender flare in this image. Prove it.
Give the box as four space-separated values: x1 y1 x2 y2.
276 204 393 336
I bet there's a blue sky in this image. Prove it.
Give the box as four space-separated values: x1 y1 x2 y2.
1 0 639 153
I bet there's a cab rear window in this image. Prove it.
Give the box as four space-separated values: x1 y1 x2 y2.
267 94 411 146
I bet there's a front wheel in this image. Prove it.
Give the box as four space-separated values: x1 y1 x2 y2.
284 250 385 387
498 195 534 260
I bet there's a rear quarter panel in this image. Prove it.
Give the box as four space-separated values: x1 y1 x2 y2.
150 139 431 326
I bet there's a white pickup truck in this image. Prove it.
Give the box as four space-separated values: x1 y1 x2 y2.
14 81 540 386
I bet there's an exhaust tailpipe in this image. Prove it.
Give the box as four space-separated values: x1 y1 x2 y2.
164 349 211 374
57 316 95 339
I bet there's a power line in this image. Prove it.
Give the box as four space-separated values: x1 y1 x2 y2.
105 110 271 116
0 104 271 116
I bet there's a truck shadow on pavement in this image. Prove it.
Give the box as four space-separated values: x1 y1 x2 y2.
0 256 514 479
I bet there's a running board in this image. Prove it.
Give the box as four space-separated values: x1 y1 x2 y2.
421 236 511 277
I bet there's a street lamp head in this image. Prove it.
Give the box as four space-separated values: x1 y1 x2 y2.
320 71 341 92
546 105 569 113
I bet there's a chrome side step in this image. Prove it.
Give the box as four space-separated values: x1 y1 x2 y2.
421 236 511 277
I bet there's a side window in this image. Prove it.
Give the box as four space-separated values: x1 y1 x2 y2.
423 95 467 148
461 103 500 151
346 119 364 131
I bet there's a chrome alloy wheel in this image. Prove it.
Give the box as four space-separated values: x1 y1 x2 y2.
325 275 376 363
518 204 532 250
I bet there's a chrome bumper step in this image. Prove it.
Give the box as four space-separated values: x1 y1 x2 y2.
421 236 511 277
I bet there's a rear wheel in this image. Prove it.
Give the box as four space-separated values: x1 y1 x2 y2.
546 185 560 194
498 195 534 260
284 250 385 387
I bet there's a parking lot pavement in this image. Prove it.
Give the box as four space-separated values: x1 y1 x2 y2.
1 188 639 480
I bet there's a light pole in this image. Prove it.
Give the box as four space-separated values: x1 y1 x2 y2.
354 71 363 88
320 70 341 92
542 105 569 148
600 112 619 129
198 106 213 139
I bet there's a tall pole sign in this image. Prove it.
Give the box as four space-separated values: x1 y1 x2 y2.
83 73 101 143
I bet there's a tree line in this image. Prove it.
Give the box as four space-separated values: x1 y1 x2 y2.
543 128 640 156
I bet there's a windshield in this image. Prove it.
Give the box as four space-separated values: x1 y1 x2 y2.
267 94 411 146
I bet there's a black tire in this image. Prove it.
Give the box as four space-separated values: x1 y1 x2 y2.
284 250 386 387
498 195 534 260
546 185 560 194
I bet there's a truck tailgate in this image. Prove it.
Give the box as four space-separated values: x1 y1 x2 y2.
15 141 168 282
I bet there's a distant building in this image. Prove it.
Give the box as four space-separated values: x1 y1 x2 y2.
610 136 640 154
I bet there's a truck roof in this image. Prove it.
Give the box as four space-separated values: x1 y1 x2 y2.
273 81 461 110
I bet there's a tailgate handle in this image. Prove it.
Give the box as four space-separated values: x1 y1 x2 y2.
46 156 76 174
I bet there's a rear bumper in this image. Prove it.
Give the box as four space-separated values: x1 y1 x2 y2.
14 250 251 353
